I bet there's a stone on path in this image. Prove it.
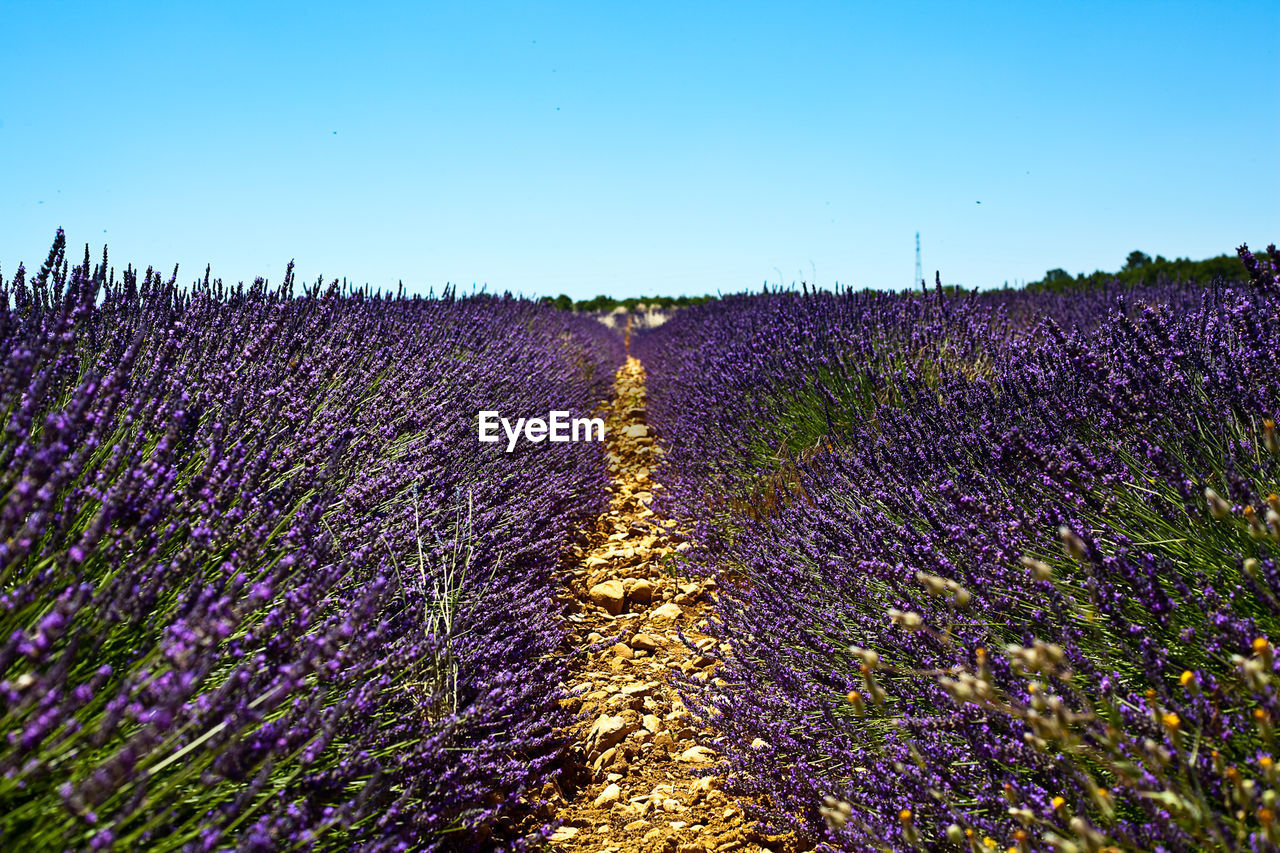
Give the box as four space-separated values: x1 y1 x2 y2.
588 580 626 615
586 714 633 755
677 745 716 763
628 578 655 604
630 632 660 652
593 783 622 808
649 602 683 622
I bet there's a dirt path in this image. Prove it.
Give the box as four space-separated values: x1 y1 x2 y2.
543 356 794 853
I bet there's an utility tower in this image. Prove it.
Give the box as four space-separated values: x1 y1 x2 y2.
914 232 922 288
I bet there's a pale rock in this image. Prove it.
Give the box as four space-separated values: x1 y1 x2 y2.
593 783 622 808
630 632 661 652
611 642 635 660
628 578 656 604
587 715 633 755
624 424 650 438
649 602 682 622
549 826 579 842
589 580 626 615
678 745 715 763
593 746 619 772
751 737 769 750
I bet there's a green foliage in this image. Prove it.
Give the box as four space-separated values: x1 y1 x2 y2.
1028 250 1251 293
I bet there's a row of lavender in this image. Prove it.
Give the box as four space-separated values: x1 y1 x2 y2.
634 250 1280 852
0 232 623 851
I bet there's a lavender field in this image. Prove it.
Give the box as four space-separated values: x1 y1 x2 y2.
634 246 1280 851
3 232 1280 852
0 231 623 850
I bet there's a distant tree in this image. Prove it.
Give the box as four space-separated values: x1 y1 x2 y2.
552 294 573 311
1123 251 1152 271
1043 268 1072 284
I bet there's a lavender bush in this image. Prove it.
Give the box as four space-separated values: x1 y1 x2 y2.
0 231 623 851
635 247 1280 851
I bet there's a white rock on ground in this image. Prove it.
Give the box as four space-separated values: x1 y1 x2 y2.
593 783 622 808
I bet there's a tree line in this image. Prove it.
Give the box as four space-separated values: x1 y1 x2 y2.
1026 250 1254 293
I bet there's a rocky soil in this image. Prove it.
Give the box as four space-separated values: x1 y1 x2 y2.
543 356 796 853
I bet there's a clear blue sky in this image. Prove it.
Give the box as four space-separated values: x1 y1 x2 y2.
2 1 1277 298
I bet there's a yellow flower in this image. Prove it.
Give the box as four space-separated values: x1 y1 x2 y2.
1052 796 1066 809
983 838 998 850
1179 670 1194 686
1162 713 1181 730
